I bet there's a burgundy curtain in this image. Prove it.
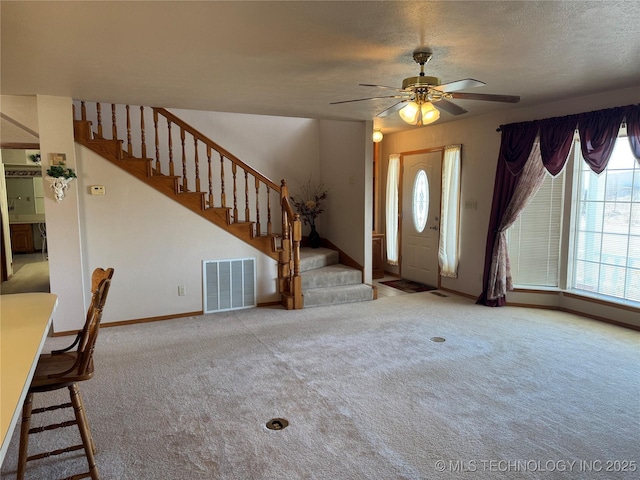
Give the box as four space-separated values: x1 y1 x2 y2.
476 123 537 307
499 121 538 175
627 107 640 162
540 116 577 175
478 103 639 307
477 155 521 306
578 107 626 174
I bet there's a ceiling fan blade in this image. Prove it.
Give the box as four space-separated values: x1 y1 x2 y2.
434 99 468 115
433 79 486 92
330 95 408 105
451 92 521 103
359 83 406 92
376 100 409 118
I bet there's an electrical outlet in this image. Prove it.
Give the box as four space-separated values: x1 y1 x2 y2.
178 285 186 296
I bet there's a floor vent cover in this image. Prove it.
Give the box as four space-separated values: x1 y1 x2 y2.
203 258 256 313
266 418 289 430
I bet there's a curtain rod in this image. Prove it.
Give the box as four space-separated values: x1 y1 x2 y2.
495 103 638 132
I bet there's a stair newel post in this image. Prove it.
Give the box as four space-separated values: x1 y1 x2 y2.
96 103 103 138
153 109 161 174
254 178 261 236
232 163 238 222
266 186 272 236
180 127 188 192
220 154 226 208
126 105 132 155
111 104 117 140
194 138 201 193
292 213 303 309
279 180 292 297
280 179 289 241
167 120 174 177
140 106 147 159
207 146 213 208
80 101 86 121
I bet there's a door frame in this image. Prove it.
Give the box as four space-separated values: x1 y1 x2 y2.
1 142 42 282
398 147 445 286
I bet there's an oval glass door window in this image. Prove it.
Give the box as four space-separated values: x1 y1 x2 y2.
413 169 429 233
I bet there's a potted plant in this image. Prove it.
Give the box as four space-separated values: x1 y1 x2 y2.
46 162 77 202
291 177 329 248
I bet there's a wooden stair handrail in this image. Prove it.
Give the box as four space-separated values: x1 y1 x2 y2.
153 108 280 192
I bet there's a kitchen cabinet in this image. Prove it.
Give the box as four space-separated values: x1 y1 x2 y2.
10 224 34 254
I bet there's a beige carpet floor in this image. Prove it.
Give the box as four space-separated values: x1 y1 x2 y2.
0 254 49 295
2 291 638 479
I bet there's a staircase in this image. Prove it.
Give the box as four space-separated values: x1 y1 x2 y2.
300 248 375 307
71 101 375 309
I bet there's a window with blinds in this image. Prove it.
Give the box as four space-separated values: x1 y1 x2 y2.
508 169 566 287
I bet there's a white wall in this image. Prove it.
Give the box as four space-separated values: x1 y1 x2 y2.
0 94 39 144
77 144 279 322
36 95 87 332
319 120 372 280
380 86 640 326
169 108 321 190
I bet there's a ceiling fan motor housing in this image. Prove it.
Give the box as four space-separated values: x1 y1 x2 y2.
402 75 440 90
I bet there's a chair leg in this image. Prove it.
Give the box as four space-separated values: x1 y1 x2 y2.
74 385 96 454
69 385 100 480
17 392 34 480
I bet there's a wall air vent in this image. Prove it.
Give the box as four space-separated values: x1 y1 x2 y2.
202 258 256 313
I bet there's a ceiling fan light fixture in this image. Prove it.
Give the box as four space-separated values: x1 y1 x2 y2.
372 129 383 143
420 102 440 125
399 101 421 125
399 101 440 126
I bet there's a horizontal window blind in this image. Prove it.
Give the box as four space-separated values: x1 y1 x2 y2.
508 169 565 287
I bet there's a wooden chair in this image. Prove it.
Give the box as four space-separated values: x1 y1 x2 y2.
17 267 114 480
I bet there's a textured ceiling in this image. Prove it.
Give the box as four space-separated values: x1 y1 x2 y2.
2 1 639 134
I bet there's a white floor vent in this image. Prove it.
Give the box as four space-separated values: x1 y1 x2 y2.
203 258 256 313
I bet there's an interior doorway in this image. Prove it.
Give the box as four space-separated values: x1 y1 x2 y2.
0 147 50 293
400 150 442 287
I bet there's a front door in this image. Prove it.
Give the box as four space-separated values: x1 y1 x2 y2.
401 151 442 287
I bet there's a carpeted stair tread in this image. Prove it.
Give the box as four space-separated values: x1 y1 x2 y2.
299 247 373 308
299 247 339 272
302 264 362 289
303 283 374 308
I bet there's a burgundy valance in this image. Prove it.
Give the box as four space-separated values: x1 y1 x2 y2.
499 121 538 175
496 104 640 177
627 106 640 158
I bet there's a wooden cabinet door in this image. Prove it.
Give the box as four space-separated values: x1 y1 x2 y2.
10 224 34 253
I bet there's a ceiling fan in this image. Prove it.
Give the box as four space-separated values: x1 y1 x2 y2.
331 50 520 126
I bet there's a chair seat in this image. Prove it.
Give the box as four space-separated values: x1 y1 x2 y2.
30 352 94 392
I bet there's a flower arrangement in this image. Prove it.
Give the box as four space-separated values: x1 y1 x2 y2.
290 177 329 227
46 162 77 179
